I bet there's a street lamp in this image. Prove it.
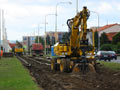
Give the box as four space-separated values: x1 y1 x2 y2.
55 1 72 43
90 11 100 50
45 14 56 55
38 24 39 43
0 9 1 52
76 0 78 14
37 24 42 43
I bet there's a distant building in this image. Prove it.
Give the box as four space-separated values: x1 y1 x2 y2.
46 31 66 42
9 43 16 48
23 36 36 51
106 32 118 41
90 26 100 32
95 23 120 41
97 23 120 36
8 43 16 51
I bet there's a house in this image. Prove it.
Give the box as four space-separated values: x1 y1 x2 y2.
106 32 118 41
95 23 120 41
97 23 120 36
8 43 16 51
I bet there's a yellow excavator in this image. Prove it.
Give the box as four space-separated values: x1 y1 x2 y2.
51 6 96 73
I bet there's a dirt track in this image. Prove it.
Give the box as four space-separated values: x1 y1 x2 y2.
18 56 120 90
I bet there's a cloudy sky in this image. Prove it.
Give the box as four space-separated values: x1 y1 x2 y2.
0 0 120 40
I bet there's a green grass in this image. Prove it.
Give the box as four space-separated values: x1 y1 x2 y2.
0 57 40 90
98 61 120 71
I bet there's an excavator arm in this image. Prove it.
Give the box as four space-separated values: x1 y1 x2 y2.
67 6 90 56
52 6 96 73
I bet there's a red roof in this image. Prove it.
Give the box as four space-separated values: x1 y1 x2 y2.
9 43 16 48
97 23 118 32
106 32 117 41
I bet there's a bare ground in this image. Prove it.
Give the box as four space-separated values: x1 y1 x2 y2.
18 56 120 90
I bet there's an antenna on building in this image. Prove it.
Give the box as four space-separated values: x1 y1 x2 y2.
107 19 108 25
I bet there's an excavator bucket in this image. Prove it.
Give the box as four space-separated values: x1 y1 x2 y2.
73 64 80 72
88 63 96 73
72 63 96 73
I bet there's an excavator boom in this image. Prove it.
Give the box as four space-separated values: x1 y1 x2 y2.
51 6 96 73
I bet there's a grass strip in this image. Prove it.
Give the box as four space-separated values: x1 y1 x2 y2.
98 61 120 71
0 57 40 90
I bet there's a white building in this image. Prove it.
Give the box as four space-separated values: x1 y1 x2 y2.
23 36 36 51
97 23 120 36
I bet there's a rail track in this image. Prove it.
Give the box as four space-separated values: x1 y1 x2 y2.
17 55 51 66
17 55 120 90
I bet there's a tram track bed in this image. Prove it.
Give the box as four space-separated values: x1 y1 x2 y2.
17 55 120 90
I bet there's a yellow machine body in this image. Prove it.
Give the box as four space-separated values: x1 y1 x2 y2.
15 48 24 53
51 7 96 73
14 41 24 55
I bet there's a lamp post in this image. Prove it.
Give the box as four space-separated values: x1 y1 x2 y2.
45 14 56 55
0 9 1 52
37 24 42 43
76 0 78 14
38 24 39 43
90 11 100 50
55 1 72 43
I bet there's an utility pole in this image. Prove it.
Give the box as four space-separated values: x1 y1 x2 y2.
55 2 72 43
45 14 56 55
90 11 100 50
2 9 5 52
38 24 39 43
1 9 8 52
0 9 1 51
33 29 35 36
76 0 78 14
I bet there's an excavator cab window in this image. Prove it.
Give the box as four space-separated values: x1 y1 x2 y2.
86 31 93 46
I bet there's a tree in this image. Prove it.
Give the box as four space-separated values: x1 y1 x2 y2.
94 31 98 48
117 42 120 49
100 44 113 51
35 36 45 47
46 35 50 45
117 42 120 54
62 32 69 43
100 32 110 46
51 36 55 46
112 32 120 44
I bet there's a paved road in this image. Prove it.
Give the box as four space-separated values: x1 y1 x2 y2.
97 56 120 63
111 56 120 63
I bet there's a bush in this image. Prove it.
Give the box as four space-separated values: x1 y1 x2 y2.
100 44 113 51
111 45 117 52
94 31 98 48
100 32 110 46
117 42 120 54
117 42 120 49
112 32 120 44
100 43 120 54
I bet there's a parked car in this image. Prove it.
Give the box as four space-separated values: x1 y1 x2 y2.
108 51 117 60
96 51 111 61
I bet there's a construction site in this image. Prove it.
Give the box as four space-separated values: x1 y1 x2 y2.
0 0 120 90
16 55 120 90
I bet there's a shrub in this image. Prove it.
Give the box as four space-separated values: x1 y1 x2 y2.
112 32 120 44
100 32 110 46
100 44 113 51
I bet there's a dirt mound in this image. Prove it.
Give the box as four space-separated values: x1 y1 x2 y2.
19 57 120 90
